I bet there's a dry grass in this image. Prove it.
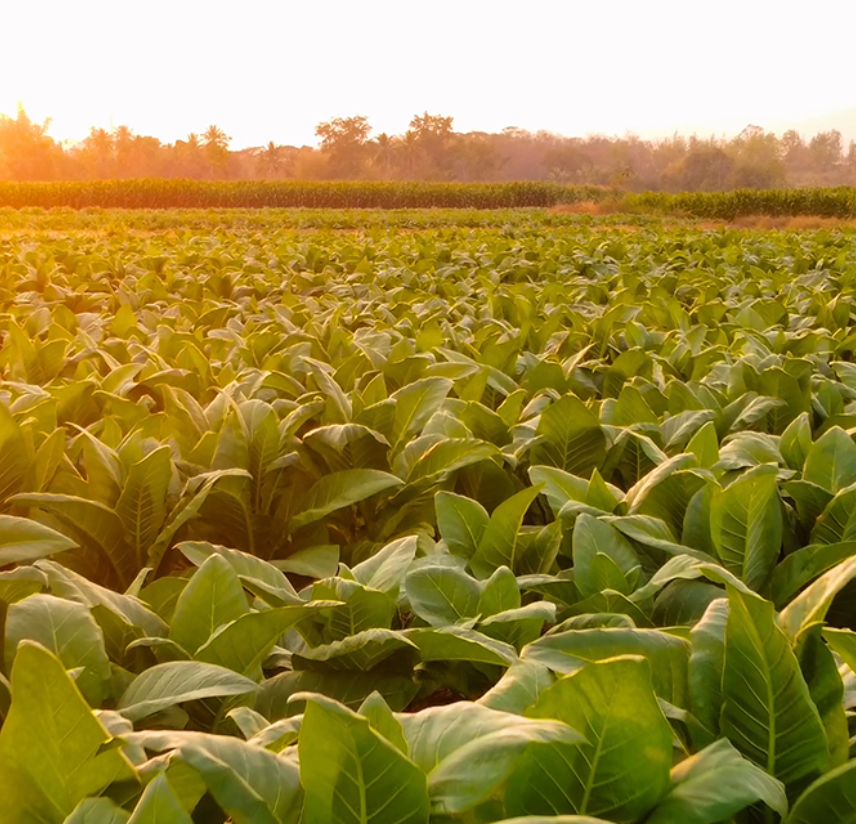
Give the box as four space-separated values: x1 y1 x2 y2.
695 215 856 231
550 200 625 216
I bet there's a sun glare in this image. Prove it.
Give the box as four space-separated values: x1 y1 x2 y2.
3 0 856 148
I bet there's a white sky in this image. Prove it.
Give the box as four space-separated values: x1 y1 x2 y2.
2 0 855 149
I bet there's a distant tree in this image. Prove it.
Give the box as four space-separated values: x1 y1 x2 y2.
664 145 733 191
0 105 65 180
78 127 115 178
544 139 592 183
132 135 165 177
456 133 502 181
408 112 456 178
315 115 372 178
113 125 135 178
171 133 208 178
727 125 785 189
809 130 843 171
780 130 806 161
203 125 231 177
372 132 397 179
397 130 422 179
255 141 289 178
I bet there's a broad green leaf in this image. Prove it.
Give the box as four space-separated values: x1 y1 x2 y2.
0 566 46 604
686 421 719 469
115 446 172 571
780 412 812 471
710 463 782 589
0 515 78 565
358 691 408 754
772 541 856 608
624 453 696 511
405 626 518 666
810 483 856 544
350 536 417 595
390 376 453 450
823 627 856 672
240 398 284 490
572 514 640 598
228 706 270 740
398 437 498 485
803 426 856 494
645 739 787 824
785 759 856 824
529 395 607 477
522 628 690 705
779 556 856 641
298 694 430 824
148 468 251 571
128 729 303 824
64 798 130 824
127 773 193 824
256 668 419 715
195 605 328 678
276 545 339 578
289 469 403 532
0 404 29 502
404 564 481 627
796 625 850 770
399 701 580 777
527 465 589 517
435 491 490 558
783 480 833 530
5 594 112 706
606 514 714 561
720 587 828 784
477 659 554 714
177 541 300 604
688 598 728 745
37 560 167 638
303 423 389 471
118 661 259 721
428 716 583 814
303 578 395 644
169 554 249 654
477 565 520 616
292 629 417 672
0 642 136 823
10 493 131 587
505 656 673 820
470 485 543 578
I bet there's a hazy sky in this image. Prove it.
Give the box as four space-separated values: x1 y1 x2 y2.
3 0 855 149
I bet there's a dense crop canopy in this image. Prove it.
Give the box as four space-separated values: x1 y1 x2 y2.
0 211 854 821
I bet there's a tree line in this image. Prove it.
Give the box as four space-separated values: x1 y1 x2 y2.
2 105 855 191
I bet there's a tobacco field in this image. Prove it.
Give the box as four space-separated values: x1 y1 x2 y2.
0 209 855 823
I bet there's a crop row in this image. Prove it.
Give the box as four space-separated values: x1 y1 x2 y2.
0 180 609 210
0 216 854 822
4 180 856 218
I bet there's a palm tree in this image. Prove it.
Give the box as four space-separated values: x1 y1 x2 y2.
256 141 286 178
203 125 230 151
203 126 231 177
372 133 397 179
113 125 135 177
85 127 115 178
399 130 421 179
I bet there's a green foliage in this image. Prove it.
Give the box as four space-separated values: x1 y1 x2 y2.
0 210 854 822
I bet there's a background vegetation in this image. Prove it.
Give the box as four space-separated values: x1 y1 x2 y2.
6 180 856 218
3 106 856 190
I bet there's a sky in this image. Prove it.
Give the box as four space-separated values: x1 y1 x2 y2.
2 0 856 149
